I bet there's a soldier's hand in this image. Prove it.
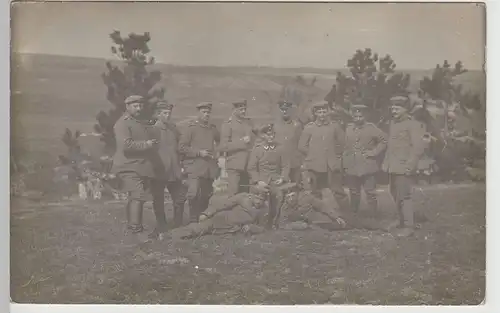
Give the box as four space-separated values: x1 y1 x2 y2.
336 217 347 228
242 136 251 144
199 214 208 222
199 150 213 158
146 139 159 147
274 178 284 185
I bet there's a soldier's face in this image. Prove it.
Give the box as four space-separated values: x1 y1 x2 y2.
285 191 299 206
314 108 328 121
233 106 247 118
352 111 365 124
198 108 211 122
156 109 172 123
262 131 275 143
126 102 143 117
252 195 265 208
280 107 291 119
390 105 407 120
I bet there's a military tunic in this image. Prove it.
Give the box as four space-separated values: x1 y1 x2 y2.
273 118 303 183
218 116 256 195
169 193 267 239
382 117 426 228
298 120 349 209
150 120 187 229
178 119 220 220
343 122 387 211
112 113 158 201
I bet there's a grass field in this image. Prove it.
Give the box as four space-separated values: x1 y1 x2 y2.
10 183 485 304
10 53 486 305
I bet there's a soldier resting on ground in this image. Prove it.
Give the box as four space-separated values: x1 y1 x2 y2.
168 183 270 240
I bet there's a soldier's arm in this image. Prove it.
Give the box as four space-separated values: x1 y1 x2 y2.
218 123 247 153
279 148 291 182
213 125 221 146
201 194 244 217
298 127 311 155
333 123 346 158
310 196 342 220
407 121 427 171
178 125 199 158
114 120 151 152
247 147 262 184
366 124 388 157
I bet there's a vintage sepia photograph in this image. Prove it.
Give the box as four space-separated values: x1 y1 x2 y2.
10 1 486 305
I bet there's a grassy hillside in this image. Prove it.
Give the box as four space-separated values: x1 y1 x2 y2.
11 53 486 166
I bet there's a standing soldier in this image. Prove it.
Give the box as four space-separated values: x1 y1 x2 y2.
298 100 349 210
343 104 387 214
382 96 426 237
149 100 187 239
274 100 303 184
112 95 158 234
247 124 290 229
179 102 220 223
219 99 255 195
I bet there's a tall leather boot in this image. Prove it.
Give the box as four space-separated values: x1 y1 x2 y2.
366 193 379 215
173 203 185 228
149 198 168 239
128 200 144 233
349 190 361 212
396 199 415 237
189 199 200 224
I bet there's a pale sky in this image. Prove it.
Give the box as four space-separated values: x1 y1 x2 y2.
11 2 485 69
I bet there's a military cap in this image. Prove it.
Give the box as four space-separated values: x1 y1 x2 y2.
155 100 173 110
232 99 247 108
250 182 270 198
311 100 329 111
258 123 275 135
390 95 411 108
277 100 293 110
125 95 144 105
196 102 213 110
351 104 368 113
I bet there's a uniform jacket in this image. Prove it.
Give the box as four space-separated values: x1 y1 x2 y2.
283 190 341 223
151 120 183 182
247 142 290 184
273 118 303 169
218 116 256 171
298 120 345 173
382 117 426 174
178 119 220 179
112 113 157 177
202 193 267 231
343 122 388 176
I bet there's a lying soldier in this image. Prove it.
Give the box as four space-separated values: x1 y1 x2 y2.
168 183 270 239
277 182 393 232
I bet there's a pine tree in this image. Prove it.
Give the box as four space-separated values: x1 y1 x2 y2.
324 48 411 127
96 30 166 155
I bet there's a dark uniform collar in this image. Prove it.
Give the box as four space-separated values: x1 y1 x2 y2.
124 113 155 125
314 119 330 126
196 119 211 128
262 142 277 150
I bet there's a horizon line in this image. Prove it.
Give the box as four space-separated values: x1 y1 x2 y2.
12 51 485 73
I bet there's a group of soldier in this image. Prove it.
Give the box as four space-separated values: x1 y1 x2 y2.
111 93 427 241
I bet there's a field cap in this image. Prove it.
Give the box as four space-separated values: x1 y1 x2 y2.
259 123 275 135
125 95 144 105
196 102 213 110
351 104 368 113
311 100 329 111
278 100 293 110
390 95 411 108
155 100 173 110
250 182 270 198
232 99 247 108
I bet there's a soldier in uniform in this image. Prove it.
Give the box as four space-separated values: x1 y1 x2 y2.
178 102 220 223
149 100 188 239
112 95 158 234
382 96 427 237
343 104 388 214
247 124 290 228
168 183 270 239
218 99 255 195
298 100 349 210
273 100 303 184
